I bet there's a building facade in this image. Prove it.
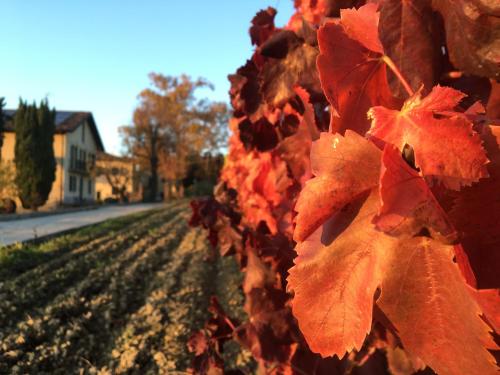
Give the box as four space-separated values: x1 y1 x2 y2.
1 111 105 209
95 152 141 202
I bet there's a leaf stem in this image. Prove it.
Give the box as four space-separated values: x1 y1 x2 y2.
382 55 414 97
223 315 236 331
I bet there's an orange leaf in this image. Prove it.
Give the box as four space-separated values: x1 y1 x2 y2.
288 191 393 357
474 289 500 333
368 85 489 190
378 236 498 375
317 4 398 135
374 144 456 242
293 130 381 242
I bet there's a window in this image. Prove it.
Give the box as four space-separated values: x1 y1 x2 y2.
70 145 77 169
82 151 87 170
69 175 77 192
88 179 92 194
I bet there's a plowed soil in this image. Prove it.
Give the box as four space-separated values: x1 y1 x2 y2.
0 201 249 374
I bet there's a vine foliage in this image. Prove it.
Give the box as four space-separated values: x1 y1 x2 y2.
189 1 500 374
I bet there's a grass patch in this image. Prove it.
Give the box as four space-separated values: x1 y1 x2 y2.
0 208 163 281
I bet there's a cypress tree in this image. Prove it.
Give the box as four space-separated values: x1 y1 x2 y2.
37 100 56 204
0 98 4 152
14 99 56 210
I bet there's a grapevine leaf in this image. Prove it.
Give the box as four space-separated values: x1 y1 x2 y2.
487 80 500 119
368 85 489 190
240 152 292 234
317 3 399 135
374 144 456 241
259 30 302 59
288 0 330 29
340 4 384 53
277 87 319 186
378 236 498 375
187 331 209 356
474 289 500 333
293 130 381 242
288 191 393 358
228 60 261 117
295 86 320 142
453 243 478 288
432 0 500 80
240 250 296 364
261 42 319 108
238 117 278 152
249 7 277 47
378 0 442 97
243 249 276 294
448 125 500 288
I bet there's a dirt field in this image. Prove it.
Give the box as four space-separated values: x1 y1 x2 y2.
0 201 250 374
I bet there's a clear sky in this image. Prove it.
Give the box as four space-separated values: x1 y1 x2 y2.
1 0 294 154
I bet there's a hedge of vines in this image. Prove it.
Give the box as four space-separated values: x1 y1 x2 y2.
189 1 499 374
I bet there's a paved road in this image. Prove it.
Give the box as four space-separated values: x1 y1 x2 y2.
0 203 165 246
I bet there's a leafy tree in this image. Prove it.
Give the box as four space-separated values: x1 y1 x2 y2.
94 152 133 203
14 99 56 210
120 73 228 201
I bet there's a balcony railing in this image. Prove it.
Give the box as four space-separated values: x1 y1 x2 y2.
69 159 93 175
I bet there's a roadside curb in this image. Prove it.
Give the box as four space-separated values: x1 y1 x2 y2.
0 201 153 222
0 205 99 222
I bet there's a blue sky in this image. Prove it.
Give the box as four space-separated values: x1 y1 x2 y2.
1 0 294 153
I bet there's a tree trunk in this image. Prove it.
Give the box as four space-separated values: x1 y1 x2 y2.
148 129 159 202
149 160 158 202
148 146 158 202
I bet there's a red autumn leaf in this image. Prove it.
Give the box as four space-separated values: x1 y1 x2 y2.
378 236 498 375
453 243 478 288
448 125 500 288
339 4 384 53
288 191 392 357
243 249 277 294
295 86 320 142
293 130 381 242
487 80 500 119
368 85 489 190
374 144 456 241
432 0 500 80
378 0 443 97
187 331 209 356
260 41 319 108
317 3 399 135
249 7 277 47
249 152 291 208
474 289 500 333
194 0 500 371
276 87 319 186
289 0 330 27
228 60 262 117
290 191 498 370
234 151 293 234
